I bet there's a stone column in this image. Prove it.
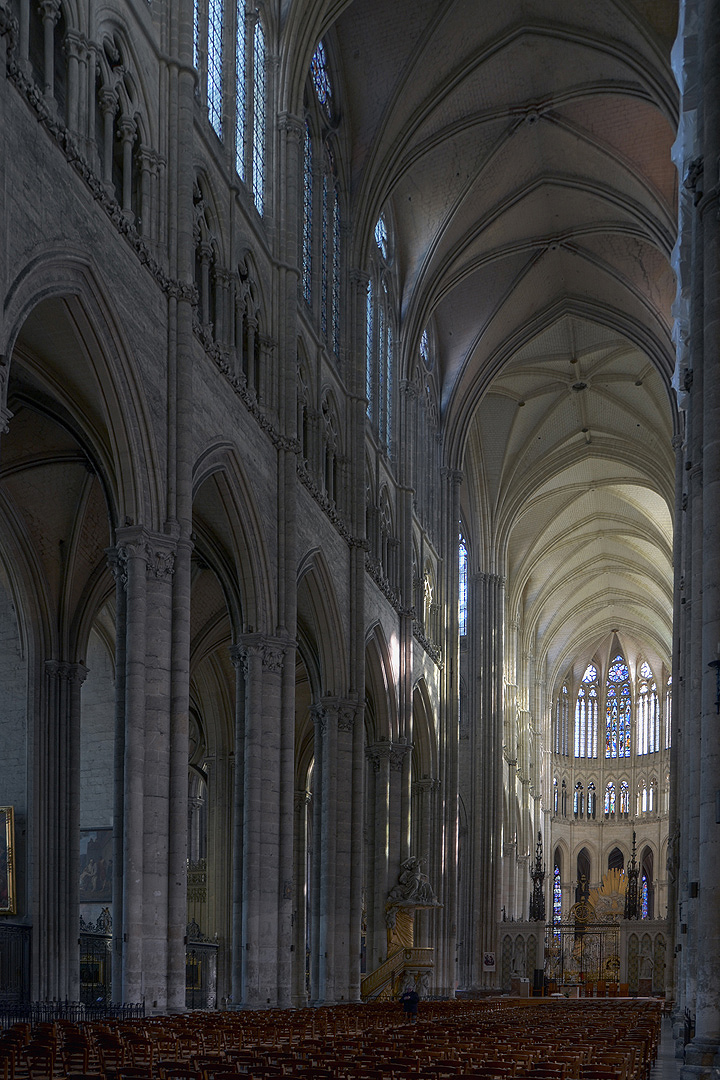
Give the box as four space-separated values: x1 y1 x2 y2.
35 660 87 1000
99 87 118 192
684 0 720 1063
118 115 137 220
469 569 505 988
232 634 290 1007
365 741 392 972
39 0 59 106
311 698 359 1002
292 789 311 1006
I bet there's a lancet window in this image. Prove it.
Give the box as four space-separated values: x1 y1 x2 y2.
459 533 468 637
637 662 659 754
366 215 396 456
575 664 598 758
604 781 616 816
193 2 266 214
555 684 569 756
606 655 631 758
553 858 562 925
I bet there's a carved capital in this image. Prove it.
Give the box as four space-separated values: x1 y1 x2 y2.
45 659 89 684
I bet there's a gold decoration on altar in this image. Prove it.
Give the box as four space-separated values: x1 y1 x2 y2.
587 868 626 923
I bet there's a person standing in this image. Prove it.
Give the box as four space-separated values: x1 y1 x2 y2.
400 985 419 1023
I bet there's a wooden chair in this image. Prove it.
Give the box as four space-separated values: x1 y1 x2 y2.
21 1046 55 1080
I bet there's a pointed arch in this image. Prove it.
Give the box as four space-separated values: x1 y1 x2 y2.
411 678 438 781
297 547 348 696
365 623 398 744
192 441 276 634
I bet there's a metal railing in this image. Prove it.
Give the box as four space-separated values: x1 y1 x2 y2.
0 1000 145 1030
360 947 434 1001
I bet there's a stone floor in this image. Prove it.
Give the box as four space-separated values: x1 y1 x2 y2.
654 1017 683 1080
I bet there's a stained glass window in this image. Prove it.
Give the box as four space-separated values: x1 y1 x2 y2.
641 873 649 918
665 677 672 749
574 782 583 817
331 193 340 354
321 174 329 338
459 534 467 636
587 782 596 818
620 779 629 815
252 19 265 214
556 684 569 755
575 664 598 757
553 863 562 925
207 0 224 138
553 777 558 814
310 40 332 113
606 655 631 758
604 781 615 815
385 322 393 448
235 2 246 180
194 0 200 70
366 280 373 415
375 214 388 259
637 664 659 754
302 122 312 305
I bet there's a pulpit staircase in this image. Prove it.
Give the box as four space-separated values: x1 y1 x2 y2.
360 947 434 1001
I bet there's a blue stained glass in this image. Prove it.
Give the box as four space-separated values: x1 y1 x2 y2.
321 173 328 337
207 0 224 139
606 686 618 757
385 323 393 448
553 864 562 924
378 304 386 433
641 874 649 918
235 1 246 180
332 191 340 354
375 214 388 259
311 40 332 113
302 122 312 305
194 0 200 70
459 535 467 636
366 280 373 416
608 655 629 682
582 664 597 682
605 782 615 815
252 20 265 214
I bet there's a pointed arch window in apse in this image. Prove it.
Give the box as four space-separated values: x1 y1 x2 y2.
575 664 598 757
302 121 312 305
235 2 246 180
637 662 659 754
207 0 224 138
252 19 265 214
606 655 631 758
557 684 569 755
641 873 649 919
604 781 616 816
459 533 467 636
553 862 562 927
311 39 332 115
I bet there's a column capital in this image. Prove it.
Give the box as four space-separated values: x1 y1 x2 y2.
230 634 290 674
45 659 88 684
311 696 359 734
114 526 177 584
277 111 304 141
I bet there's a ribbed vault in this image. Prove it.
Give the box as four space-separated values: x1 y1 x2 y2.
326 0 678 682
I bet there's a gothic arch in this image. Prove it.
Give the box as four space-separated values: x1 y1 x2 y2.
193 442 275 635
411 678 438 781
297 547 349 696
4 251 161 526
365 623 398 743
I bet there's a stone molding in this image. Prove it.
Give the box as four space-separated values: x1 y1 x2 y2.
44 659 89 684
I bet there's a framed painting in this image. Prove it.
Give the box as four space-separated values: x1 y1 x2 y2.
79 828 113 902
0 806 16 915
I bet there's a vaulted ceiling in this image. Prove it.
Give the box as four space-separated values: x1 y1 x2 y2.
324 0 678 682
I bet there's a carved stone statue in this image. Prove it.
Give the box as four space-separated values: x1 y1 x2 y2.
387 856 437 905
